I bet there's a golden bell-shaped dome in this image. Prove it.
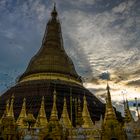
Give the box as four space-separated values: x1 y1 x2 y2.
19 6 81 84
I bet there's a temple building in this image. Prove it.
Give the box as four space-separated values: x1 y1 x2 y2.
124 99 140 140
0 5 104 124
101 84 127 140
0 4 139 140
0 5 104 139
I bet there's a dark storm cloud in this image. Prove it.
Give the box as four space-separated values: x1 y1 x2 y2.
126 79 140 87
99 72 110 80
61 0 140 85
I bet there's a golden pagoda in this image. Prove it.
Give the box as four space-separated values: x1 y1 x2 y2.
104 83 116 122
0 4 104 126
82 95 94 128
5 99 9 116
0 96 18 140
41 90 63 140
1 4 132 140
101 83 127 140
60 97 72 128
124 97 140 140
124 99 134 123
35 96 48 128
50 90 59 122
16 98 27 128
0 99 10 120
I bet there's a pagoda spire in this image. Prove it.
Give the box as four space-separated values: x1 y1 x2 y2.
60 97 72 128
5 99 10 116
101 83 127 140
51 2 58 19
8 95 15 118
82 95 94 128
124 99 134 123
0 96 17 139
104 83 116 122
47 90 63 139
36 96 48 127
50 90 58 121
106 83 112 107
42 4 62 48
0 99 10 124
16 98 27 127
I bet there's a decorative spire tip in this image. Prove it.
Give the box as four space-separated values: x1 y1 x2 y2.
51 2 57 18
106 81 110 91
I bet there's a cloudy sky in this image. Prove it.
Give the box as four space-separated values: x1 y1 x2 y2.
0 0 140 119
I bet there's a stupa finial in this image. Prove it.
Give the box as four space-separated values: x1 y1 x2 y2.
106 82 111 106
50 90 58 121
51 2 57 19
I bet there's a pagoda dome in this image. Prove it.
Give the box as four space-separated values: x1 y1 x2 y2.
19 43 80 82
0 5 105 125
